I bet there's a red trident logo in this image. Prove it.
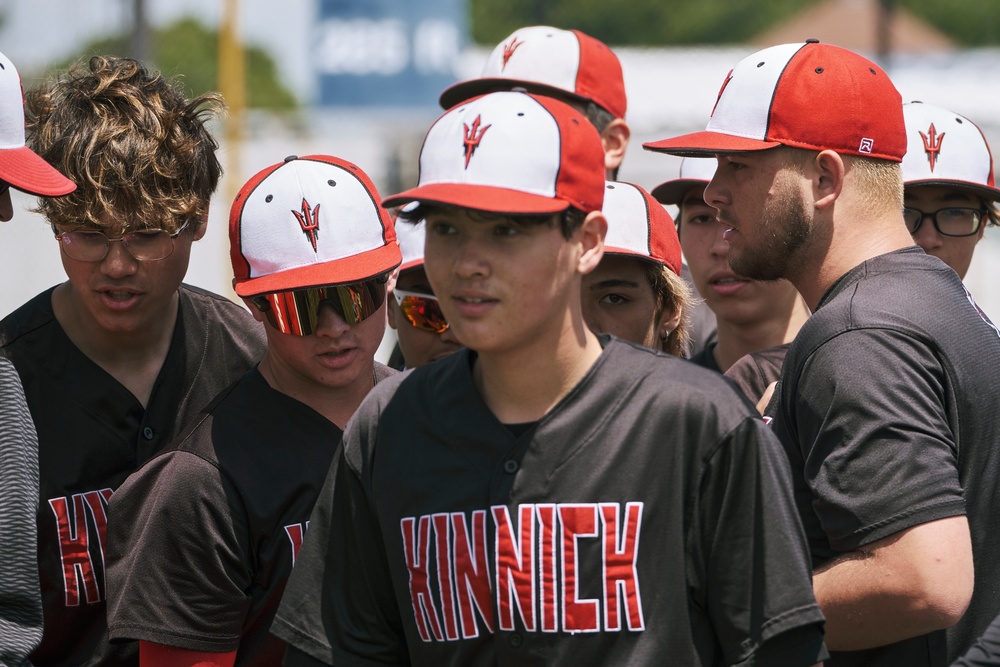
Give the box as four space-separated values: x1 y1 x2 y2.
920 123 945 172
292 199 321 251
502 37 523 70
463 115 491 169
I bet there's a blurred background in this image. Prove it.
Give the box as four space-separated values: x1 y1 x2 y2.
1 0 999 354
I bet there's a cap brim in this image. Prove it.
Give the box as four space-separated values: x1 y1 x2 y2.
904 179 1000 203
643 131 781 157
0 147 76 197
382 183 570 215
234 243 402 297
651 178 710 206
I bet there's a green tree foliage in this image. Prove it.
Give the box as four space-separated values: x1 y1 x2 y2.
470 0 1000 47
44 16 296 110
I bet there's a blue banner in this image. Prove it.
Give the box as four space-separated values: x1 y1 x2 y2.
315 0 467 107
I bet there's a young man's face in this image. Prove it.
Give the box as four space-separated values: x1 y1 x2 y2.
55 211 203 339
904 185 986 280
387 265 462 368
680 183 802 326
254 293 386 392
423 207 584 356
705 149 812 283
580 254 668 349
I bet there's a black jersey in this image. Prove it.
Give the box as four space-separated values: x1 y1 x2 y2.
106 363 396 664
0 285 267 667
768 248 1000 666
273 337 826 667
687 341 722 373
724 343 789 404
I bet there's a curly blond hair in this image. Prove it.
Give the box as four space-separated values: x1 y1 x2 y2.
25 55 224 233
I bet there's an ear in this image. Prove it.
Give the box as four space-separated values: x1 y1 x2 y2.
386 268 400 330
657 303 682 341
577 211 606 275
241 297 266 323
601 119 630 174
193 205 209 241
813 150 845 211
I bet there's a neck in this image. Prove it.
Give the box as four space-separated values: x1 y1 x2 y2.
473 317 603 425
258 352 375 429
791 210 914 311
52 282 179 407
713 296 810 371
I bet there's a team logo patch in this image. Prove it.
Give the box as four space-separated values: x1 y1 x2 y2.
463 115 491 169
292 198 321 252
858 138 874 154
710 70 733 118
919 123 945 171
502 37 523 70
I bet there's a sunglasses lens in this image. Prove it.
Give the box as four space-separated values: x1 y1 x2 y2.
400 294 449 333
258 280 386 336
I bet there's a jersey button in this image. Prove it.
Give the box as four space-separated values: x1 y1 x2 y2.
507 632 523 648
503 459 518 474
142 427 155 440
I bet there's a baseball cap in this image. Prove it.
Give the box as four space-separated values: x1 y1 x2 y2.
383 91 606 215
902 101 1000 202
438 26 626 120
643 40 906 162
0 50 75 196
395 207 426 272
650 157 718 206
230 154 401 297
602 181 682 276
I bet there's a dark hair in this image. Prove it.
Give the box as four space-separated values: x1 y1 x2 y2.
397 202 587 240
641 260 691 357
26 55 224 232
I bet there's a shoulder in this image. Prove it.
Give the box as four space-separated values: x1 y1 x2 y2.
179 284 258 324
0 288 58 350
177 284 267 354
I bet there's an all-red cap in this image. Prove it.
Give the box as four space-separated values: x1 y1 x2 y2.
230 155 401 297
902 101 1000 202
602 181 681 276
439 26 626 120
644 41 906 162
383 91 606 215
0 50 75 197
650 157 718 206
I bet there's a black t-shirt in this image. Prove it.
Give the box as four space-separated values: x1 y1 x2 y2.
687 341 722 373
768 247 1000 666
0 285 267 667
105 364 396 664
273 337 826 666
724 343 789 404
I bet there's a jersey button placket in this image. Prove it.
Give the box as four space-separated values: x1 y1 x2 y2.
142 426 155 440
503 459 519 474
507 632 523 648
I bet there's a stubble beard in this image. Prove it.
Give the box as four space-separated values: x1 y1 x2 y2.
727 184 811 282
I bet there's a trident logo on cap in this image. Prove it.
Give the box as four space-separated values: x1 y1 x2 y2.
463 115 491 169
292 199 321 252
502 37 523 70
920 123 945 172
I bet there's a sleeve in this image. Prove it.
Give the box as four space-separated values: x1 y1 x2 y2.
272 428 408 666
106 450 254 652
791 329 965 552
0 361 43 664
951 611 1000 666
693 417 827 667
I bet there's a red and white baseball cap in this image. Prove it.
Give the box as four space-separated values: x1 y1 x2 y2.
644 40 906 163
602 181 681 276
395 207 426 272
0 50 75 196
230 155 401 297
650 157 718 206
438 26 626 120
383 91 606 215
902 101 1000 202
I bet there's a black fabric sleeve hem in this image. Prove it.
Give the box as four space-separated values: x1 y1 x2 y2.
108 624 240 652
741 623 828 667
832 499 966 552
